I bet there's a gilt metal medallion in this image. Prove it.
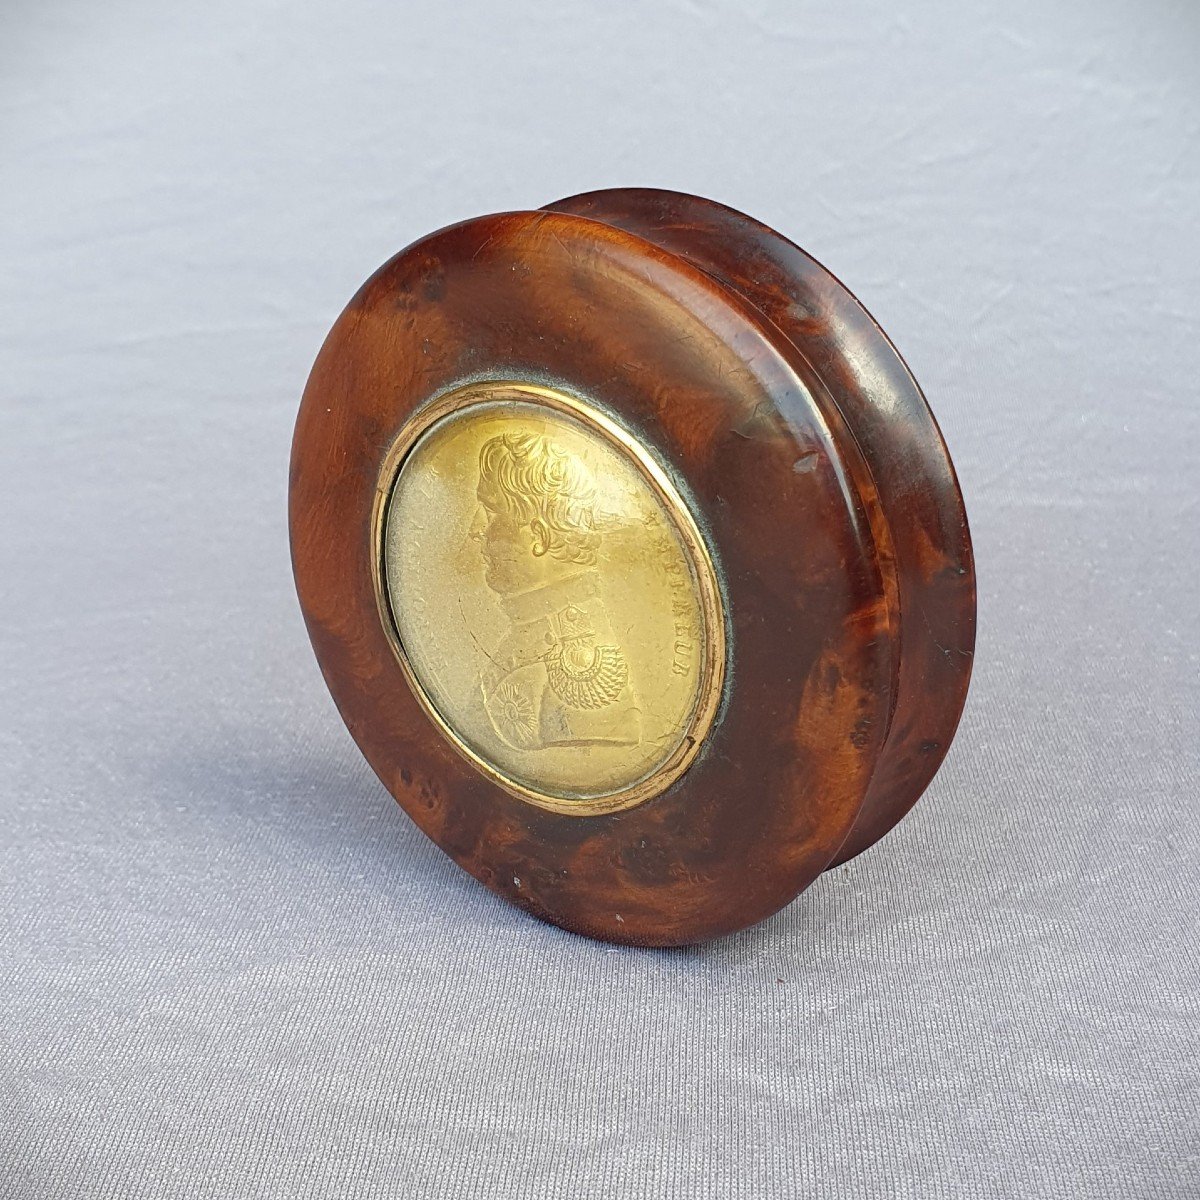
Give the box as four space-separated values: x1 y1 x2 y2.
375 382 725 814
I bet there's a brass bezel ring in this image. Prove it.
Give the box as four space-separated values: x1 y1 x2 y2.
369 380 728 817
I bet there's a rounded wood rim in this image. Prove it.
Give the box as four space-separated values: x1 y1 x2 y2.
545 188 976 865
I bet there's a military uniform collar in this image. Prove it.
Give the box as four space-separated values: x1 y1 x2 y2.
500 570 600 625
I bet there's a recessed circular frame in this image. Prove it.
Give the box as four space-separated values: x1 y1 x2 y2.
290 187 976 947
372 380 727 817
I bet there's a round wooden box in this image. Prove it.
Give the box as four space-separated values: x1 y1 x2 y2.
289 188 975 946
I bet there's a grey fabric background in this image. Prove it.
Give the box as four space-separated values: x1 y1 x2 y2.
2 0 1197 1196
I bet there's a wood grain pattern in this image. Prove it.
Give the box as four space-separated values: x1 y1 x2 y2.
545 189 976 866
289 194 974 945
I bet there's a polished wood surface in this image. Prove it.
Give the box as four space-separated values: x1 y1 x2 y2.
290 192 974 945
546 189 976 866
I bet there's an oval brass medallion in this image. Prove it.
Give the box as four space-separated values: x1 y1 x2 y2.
375 382 725 815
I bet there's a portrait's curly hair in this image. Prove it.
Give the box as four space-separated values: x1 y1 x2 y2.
478 432 601 566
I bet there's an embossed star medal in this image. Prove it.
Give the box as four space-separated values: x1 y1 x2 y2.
290 188 975 945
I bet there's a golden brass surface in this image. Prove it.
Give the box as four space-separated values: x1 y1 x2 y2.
374 382 725 815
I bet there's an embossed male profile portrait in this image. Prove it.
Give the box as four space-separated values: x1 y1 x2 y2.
379 385 723 814
471 430 641 752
